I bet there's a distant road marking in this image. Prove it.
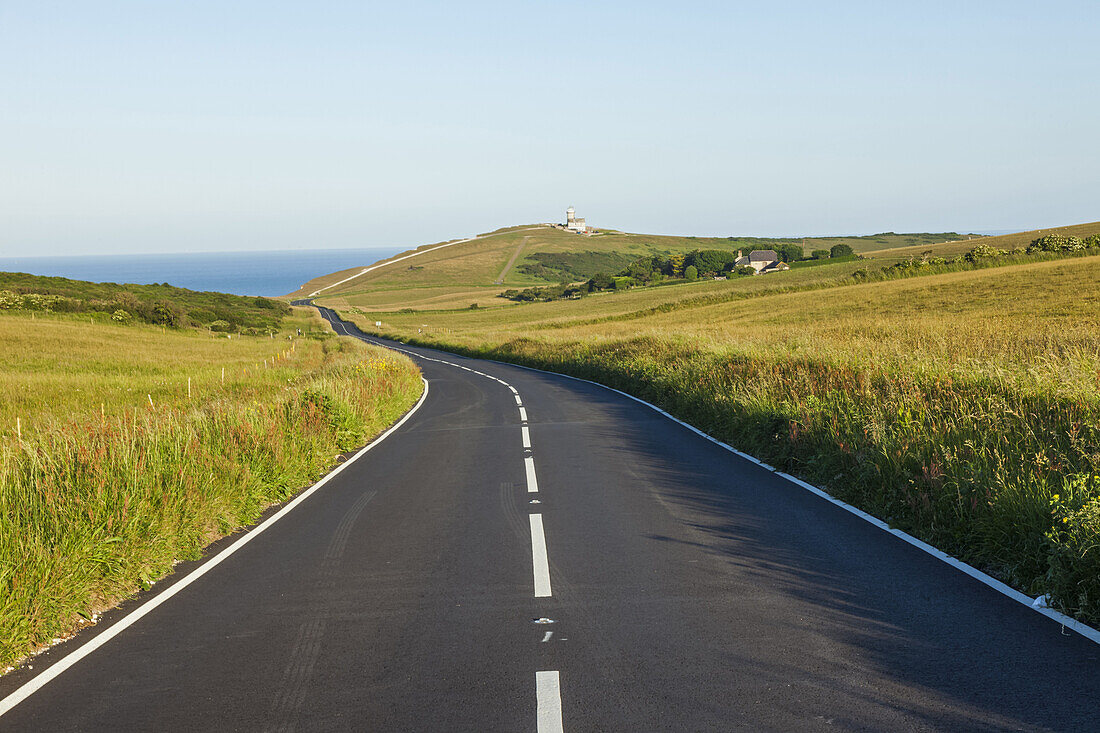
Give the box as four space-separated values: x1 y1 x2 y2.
536 671 564 733
525 456 539 493
318 309 571 729
529 514 552 597
0 377 431 719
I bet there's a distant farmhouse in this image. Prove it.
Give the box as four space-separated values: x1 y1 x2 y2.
735 249 790 274
553 206 594 234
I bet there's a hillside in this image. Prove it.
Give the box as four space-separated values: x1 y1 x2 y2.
289 225 975 311
0 271 289 332
1 282 423 671
311 221 1100 626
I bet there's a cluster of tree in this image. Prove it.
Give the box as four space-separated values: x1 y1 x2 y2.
517 251 635 281
1027 234 1100 253
0 272 289 332
501 241 870 302
499 283 589 302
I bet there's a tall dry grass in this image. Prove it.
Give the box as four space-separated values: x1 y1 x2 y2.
347 256 1100 624
0 311 422 669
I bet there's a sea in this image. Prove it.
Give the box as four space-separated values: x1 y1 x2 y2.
0 248 406 297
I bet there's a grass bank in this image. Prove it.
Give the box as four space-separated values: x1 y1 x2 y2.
343 256 1100 626
0 309 422 671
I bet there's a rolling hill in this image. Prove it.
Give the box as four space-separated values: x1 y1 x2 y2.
301 218 1100 627
287 224 983 311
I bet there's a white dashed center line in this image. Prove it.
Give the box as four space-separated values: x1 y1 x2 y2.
525 455 540 493
529 514 552 598
536 670 564 733
318 310 565 731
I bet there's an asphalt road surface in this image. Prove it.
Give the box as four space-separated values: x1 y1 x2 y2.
2 306 1098 731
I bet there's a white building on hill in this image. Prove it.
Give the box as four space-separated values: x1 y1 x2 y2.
565 206 587 233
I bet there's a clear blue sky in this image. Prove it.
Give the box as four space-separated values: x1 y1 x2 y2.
1 1 1097 256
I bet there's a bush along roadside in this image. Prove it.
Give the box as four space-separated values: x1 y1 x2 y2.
0 340 422 671
389 332 1100 627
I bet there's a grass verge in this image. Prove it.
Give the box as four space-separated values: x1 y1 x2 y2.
342 257 1100 627
0 310 422 671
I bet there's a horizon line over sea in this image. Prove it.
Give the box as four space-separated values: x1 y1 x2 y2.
0 247 406 297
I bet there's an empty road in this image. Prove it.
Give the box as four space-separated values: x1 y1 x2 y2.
1 306 1098 731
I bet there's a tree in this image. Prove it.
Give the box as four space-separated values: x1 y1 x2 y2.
830 243 855 258
150 302 180 327
812 249 830 259
587 272 615 291
668 253 686 277
684 265 698 281
684 249 739 275
774 243 803 263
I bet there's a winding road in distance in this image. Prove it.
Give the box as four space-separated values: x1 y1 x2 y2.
1 305 1098 731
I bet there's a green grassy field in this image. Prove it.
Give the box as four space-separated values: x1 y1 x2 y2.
0 305 423 671
1 271 290 332
288 224 983 311
318 234 1100 626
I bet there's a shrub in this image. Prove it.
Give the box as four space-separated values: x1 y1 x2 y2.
1045 479 1100 620
0 290 21 310
830 243 855 258
1028 234 1086 253
208 320 231 332
111 309 133 323
684 265 698 282
965 243 1005 262
812 249 830 260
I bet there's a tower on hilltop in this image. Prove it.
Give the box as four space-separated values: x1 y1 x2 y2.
565 206 586 233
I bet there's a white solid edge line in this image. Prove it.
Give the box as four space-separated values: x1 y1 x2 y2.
529 514 552 598
525 455 539 493
325 310 1100 644
0 377 432 718
536 670 564 733
358 332 1100 647
486 360 1100 646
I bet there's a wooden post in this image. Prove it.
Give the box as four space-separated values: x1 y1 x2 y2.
16 417 20 441
188 377 192 399
221 366 225 383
